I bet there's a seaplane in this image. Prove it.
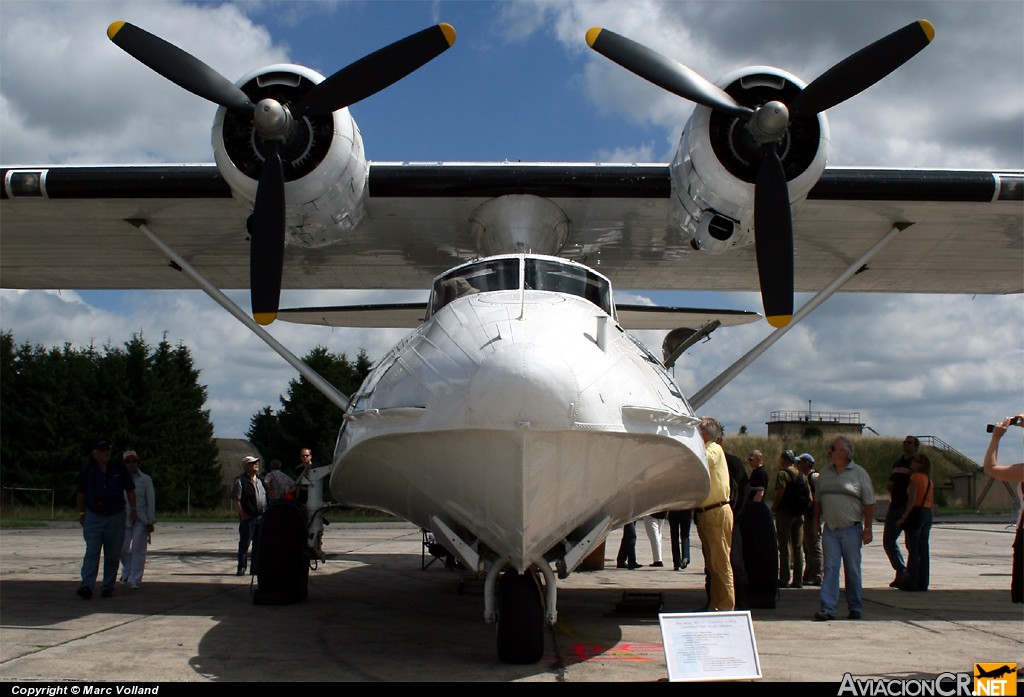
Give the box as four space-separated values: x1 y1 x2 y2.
1 18 1021 664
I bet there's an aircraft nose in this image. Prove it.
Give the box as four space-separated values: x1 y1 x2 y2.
464 343 579 430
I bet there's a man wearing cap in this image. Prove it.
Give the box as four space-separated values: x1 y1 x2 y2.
231 455 268 576
797 453 822 586
76 438 137 599
772 450 807 588
119 450 155 589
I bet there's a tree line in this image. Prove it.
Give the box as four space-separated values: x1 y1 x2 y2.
246 346 372 474
1 331 221 510
1 331 374 511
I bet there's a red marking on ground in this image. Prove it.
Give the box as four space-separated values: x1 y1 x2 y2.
567 642 663 662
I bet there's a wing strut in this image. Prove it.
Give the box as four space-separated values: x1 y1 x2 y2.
688 222 913 410
129 219 350 412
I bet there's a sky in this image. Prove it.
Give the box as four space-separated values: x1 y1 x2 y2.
1 0 1022 464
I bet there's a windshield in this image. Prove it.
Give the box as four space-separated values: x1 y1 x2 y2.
429 257 611 316
524 258 611 314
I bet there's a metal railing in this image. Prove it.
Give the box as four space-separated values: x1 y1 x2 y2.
768 410 862 424
1 486 56 517
917 435 979 473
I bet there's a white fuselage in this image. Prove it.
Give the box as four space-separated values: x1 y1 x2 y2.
330 255 710 572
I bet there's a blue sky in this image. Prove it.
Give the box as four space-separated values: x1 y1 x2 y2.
1 0 1022 463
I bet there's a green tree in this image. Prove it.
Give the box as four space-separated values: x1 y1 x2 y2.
247 405 287 464
137 336 220 509
0 331 220 510
1 338 101 504
248 347 371 471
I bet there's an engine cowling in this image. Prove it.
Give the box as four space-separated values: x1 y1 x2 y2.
212 64 368 249
670 67 830 255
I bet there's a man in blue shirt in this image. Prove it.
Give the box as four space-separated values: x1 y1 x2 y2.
76 438 137 599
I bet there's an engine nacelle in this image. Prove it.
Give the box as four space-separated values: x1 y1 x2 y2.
212 64 368 249
670 67 830 254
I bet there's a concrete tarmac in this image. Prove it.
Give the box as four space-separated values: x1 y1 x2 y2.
0 518 1021 683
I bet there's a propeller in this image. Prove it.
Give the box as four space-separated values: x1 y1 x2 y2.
586 21 934 327
107 21 254 112
108 21 457 324
248 140 285 326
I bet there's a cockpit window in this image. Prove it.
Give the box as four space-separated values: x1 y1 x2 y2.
429 257 612 316
429 258 519 315
525 259 611 314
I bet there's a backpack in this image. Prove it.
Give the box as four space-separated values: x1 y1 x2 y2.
806 471 819 514
781 469 812 516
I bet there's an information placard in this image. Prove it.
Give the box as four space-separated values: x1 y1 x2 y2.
659 611 762 682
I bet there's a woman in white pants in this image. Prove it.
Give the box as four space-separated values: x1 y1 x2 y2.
120 451 156 589
643 513 665 567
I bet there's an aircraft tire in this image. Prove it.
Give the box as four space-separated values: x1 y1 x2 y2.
496 569 545 664
253 500 309 605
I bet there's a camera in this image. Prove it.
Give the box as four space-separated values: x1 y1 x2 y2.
986 416 1023 432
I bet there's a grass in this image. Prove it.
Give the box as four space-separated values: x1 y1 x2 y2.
722 433 966 502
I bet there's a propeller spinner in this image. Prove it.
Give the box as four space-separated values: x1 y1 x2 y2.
108 21 457 324
587 21 934 327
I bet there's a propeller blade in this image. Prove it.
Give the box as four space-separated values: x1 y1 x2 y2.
791 19 935 117
107 21 253 112
754 145 793 328
585 27 751 118
292 23 456 117
249 140 286 325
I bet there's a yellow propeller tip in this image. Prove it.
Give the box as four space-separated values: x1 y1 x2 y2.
917 19 935 42
585 27 602 48
439 23 456 46
107 20 126 40
767 314 792 329
254 312 277 326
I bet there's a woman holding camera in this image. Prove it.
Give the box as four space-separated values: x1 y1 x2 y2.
984 414 1024 603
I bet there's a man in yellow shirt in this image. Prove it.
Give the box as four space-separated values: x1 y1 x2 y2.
694 417 735 611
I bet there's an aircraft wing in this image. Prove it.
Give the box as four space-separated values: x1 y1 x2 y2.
276 302 761 329
2 163 1021 294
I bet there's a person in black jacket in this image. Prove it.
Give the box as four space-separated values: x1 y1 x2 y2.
231 456 268 576
883 436 918 588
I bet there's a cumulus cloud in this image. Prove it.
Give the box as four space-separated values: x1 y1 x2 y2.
0 0 288 164
517 0 1024 168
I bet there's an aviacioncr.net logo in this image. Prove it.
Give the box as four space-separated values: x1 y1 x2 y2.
974 664 1018 697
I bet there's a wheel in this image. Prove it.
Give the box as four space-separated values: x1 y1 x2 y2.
496 569 545 664
253 500 309 605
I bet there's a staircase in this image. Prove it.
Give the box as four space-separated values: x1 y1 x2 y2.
920 435 1018 513
918 435 979 473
